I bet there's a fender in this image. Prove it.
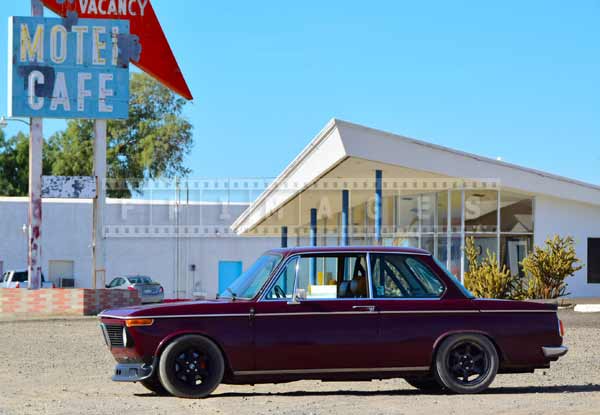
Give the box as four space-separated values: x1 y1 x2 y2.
432 329 506 364
154 330 233 372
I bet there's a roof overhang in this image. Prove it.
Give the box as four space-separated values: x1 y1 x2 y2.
232 119 600 234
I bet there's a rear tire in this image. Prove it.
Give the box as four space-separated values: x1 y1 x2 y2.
404 376 445 393
158 335 225 399
433 334 499 394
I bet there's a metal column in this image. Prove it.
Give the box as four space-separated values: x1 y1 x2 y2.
460 189 466 284
27 0 44 290
281 226 288 248
341 190 349 246
375 170 383 245
310 208 317 284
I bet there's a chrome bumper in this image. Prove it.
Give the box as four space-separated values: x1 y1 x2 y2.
112 362 154 382
542 346 568 359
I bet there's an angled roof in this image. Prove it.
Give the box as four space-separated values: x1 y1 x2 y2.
232 119 600 234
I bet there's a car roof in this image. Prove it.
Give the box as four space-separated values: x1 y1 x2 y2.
266 246 431 256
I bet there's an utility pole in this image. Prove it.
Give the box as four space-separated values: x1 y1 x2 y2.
92 120 107 288
27 0 44 290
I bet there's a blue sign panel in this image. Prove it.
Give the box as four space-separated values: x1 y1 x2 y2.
8 16 130 119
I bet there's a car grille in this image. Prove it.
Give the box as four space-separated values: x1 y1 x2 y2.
103 324 124 348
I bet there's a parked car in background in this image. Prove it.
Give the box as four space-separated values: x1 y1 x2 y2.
106 276 164 304
99 246 567 399
2 270 55 288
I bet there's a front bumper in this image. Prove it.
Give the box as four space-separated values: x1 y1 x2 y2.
542 346 568 360
112 362 155 382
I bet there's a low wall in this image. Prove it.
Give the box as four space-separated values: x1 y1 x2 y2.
0 289 140 316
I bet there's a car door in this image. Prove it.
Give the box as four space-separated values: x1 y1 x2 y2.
370 253 477 368
252 253 379 372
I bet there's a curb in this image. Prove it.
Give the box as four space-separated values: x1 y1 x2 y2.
573 304 600 313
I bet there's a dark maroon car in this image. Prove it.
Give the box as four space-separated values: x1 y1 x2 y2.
99 246 567 398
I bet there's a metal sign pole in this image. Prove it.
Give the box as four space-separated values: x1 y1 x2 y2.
28 0 43 290
92 120 107 289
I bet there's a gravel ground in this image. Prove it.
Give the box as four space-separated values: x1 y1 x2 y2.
0 310 598 415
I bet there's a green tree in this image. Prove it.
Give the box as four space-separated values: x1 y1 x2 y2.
464 236 516 299
44 72 193 197
520 235 583 299
0 130 54 196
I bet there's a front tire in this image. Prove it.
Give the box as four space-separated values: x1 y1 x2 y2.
433 334 499 394
140 374 169 396
158 335 225 399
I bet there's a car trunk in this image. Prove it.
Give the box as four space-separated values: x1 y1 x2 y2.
133 283 161 296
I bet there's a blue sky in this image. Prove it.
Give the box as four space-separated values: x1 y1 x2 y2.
1 0 599 185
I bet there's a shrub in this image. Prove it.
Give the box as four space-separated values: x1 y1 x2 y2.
464 237 516 299
520 235 583 299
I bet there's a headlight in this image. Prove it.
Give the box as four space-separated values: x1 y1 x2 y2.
122 327 128 347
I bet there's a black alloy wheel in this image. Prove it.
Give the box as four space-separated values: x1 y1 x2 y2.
158 335 225 398
433 334 499 394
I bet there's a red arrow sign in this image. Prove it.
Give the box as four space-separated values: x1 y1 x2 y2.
41 0 193 100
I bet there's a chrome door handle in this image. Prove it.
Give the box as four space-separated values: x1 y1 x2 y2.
352 305 376 312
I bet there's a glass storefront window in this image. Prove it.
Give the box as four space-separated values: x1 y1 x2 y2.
465 191 498 233
500 235 532 278
420 193 436 233
464 235 498 272
396 194 419 233
436 191 448 233
500 192 533 233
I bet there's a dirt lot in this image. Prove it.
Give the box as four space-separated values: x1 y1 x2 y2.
0 310 599 415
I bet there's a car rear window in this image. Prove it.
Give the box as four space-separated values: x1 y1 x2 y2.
128 276 153 284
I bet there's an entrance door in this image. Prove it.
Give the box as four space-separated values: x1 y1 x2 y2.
48 260 74 287
218 261 243 293
253 253 378 372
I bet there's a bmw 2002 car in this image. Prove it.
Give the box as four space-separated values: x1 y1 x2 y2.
99 246 567 398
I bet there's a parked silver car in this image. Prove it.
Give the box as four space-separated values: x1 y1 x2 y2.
106 275 164 304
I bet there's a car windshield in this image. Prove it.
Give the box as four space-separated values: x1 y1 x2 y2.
433 258 475 299
128 276 153 284
219 254 282 299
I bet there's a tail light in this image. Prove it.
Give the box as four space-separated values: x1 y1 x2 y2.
127 285 136 291
159 286 164 294
558 319 565 337
15 282 20 288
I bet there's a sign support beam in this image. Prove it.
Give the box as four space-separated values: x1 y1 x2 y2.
27 0 43 290
92 120 107 289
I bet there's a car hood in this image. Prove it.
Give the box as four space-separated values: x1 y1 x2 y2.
99 298 252 319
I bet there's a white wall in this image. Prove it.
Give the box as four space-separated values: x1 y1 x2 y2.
0 198 279 298
535 195 600 297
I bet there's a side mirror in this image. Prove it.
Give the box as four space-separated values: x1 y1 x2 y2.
287 288 306 305
105 284 110 289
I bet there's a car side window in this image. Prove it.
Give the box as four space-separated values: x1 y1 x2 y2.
109 278 121 288
265 258 298 300
14 272 28 282
370 254 444 298
265 254 368 300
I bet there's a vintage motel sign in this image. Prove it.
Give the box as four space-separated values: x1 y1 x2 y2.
8 16 130 119
41 0 193 100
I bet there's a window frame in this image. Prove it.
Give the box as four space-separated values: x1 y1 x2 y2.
260 252 372 302
369 253 448 300
258 250 442 302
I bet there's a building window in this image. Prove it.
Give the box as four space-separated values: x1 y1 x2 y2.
588 238 600 284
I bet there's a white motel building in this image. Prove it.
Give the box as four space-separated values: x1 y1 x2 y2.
1 119 600 298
